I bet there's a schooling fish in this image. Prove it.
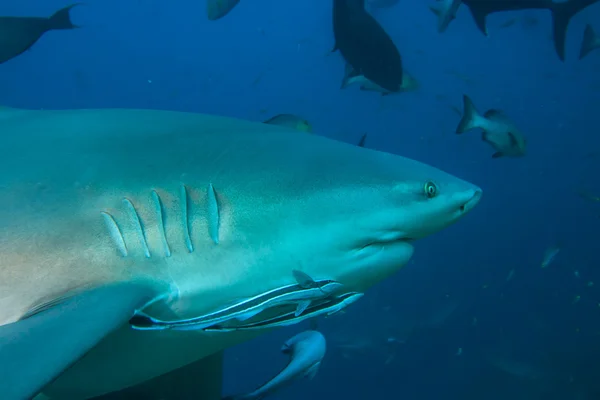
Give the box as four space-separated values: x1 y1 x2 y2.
332 0 404 93
222 330 326 400
456 94 526 158
0 4 78 65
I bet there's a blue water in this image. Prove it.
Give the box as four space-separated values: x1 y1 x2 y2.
2 1 599 399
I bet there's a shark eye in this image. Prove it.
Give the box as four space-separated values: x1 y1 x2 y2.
423 181 438 198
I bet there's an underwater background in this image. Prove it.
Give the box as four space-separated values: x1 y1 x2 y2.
1 0 599 399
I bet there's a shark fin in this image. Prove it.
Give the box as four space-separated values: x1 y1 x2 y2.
551 0 600 61
492 151 504 158
357 133 367 147
579 24 599 60
0 283 155 400
305 361 321 380
464 6 489 36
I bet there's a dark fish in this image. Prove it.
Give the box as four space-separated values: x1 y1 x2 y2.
206 0 241 21
332 0 403 93
0 4 78 65
461 0 600 60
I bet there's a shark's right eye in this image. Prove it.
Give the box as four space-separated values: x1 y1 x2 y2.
423 181 438 199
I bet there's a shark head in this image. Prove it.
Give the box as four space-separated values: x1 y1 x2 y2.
257 144 481 292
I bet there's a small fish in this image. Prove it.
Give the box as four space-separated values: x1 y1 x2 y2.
206 0 241 21
541 246 560 268
263 114 313 133
341 62 419 95
455 94 527 158
506 269 515 282
579 24 600 60
223 330 326 400
429 0 462 32
0 4 79 64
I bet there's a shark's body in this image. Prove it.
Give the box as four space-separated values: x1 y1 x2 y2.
460 0 600 60
0 107 481 399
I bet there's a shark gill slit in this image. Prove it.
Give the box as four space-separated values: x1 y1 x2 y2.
151 190 171 257
180 184 194 253
101 211 128 257
206 183 220 245
123 198 151 258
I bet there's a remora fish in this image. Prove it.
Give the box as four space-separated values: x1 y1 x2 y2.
129 270 344 331
456 94 526 158
206 0 241 21
223 330 326 400
0 4 78 65
579 24 600 59
332 0 404 93
0 107 481 399
459 0 600 60
341 62 419 95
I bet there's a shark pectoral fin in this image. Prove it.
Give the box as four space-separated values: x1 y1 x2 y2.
492 152 503 158
0 282 156 400
295 301 311 317
304 361 321 380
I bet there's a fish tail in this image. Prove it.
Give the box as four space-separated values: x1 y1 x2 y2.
551 0 600 61
455 94 480 134
48 3 80 30
579 24 599 60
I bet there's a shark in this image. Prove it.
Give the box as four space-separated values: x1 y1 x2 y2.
0 106 482 399
458 0 600 60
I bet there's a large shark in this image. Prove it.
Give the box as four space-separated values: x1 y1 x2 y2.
459 0 600 60
0 107 482 399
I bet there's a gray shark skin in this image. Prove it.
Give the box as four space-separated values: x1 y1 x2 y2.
223 330 326 400
461 0 600 60
0 107 481 399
